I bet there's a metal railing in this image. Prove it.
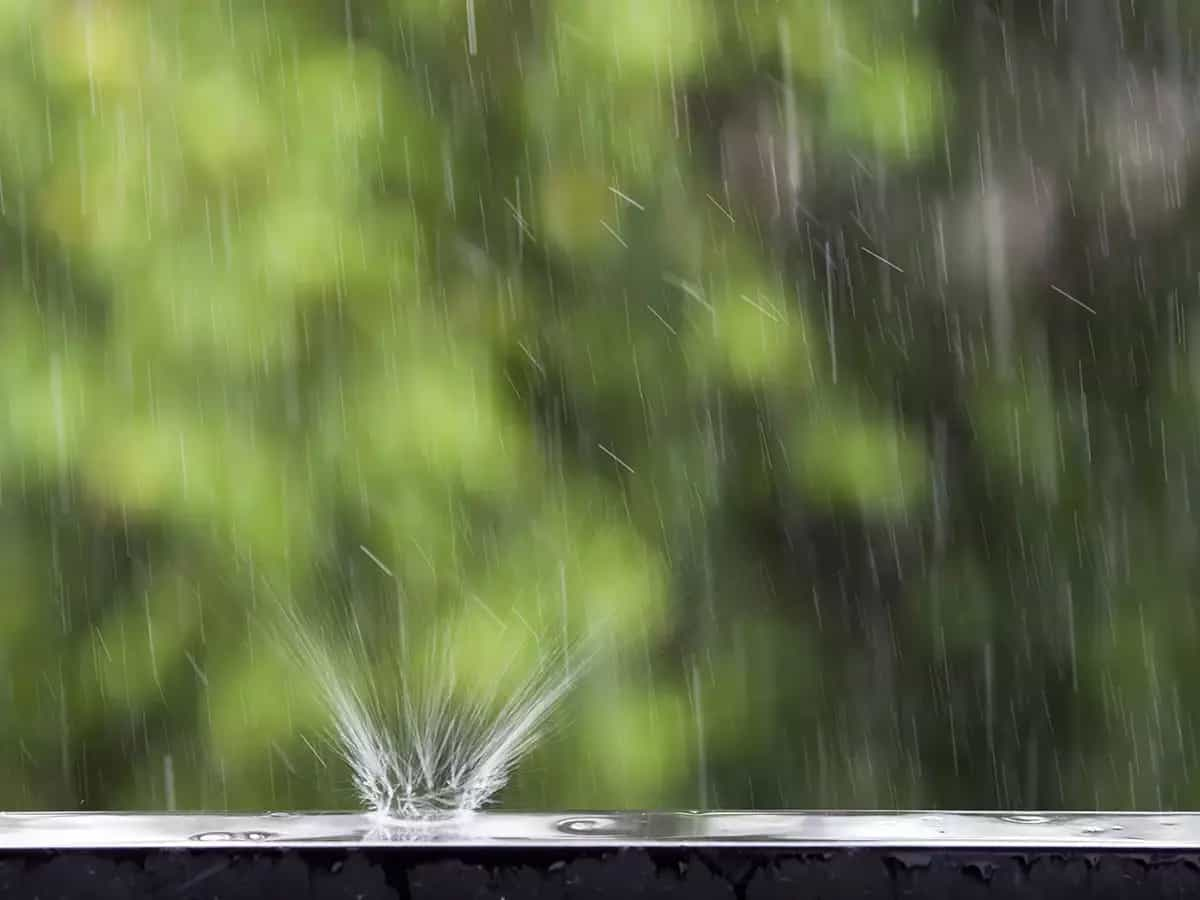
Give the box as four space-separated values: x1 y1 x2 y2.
1 811 1197 897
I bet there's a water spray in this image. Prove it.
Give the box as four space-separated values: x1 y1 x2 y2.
278 602 590 828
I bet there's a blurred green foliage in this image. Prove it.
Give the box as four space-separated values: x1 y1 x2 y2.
0 0 1196 813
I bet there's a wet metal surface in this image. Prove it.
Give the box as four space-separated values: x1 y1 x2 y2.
0 811 1196 849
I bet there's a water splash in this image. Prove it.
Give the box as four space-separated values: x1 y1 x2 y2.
280 608 589 823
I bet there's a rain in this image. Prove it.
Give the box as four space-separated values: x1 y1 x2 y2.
0 0 1197 825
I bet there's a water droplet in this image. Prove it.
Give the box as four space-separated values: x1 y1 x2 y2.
1001 815 1049 825
557 816 620 835
190 830 278 842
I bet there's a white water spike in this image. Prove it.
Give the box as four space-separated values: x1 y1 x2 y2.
280 607 590 822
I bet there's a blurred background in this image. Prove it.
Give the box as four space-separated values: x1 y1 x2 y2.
2 0 1200 813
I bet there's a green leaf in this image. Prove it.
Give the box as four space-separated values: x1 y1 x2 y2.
789 405 929 517
828 50 948 158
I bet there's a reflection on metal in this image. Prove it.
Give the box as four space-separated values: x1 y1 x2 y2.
0 810 1197 848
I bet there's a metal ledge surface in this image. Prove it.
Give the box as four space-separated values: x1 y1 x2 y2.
2 812 1200 898
0 810 1195 848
